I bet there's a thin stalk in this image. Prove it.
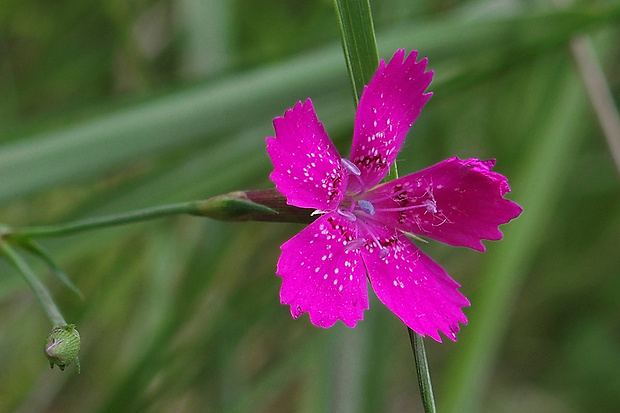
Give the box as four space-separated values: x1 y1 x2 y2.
6 202 198 240
1 190 313 242
0 240 66 326
409 328 437 413
331 2 380 410
567 36 620 176
552 0 620 177
332 0 437 411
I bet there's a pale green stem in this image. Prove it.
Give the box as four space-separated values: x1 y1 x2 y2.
6 202 198 240
332 0 437 411
409 328 437 413
2 189 308 242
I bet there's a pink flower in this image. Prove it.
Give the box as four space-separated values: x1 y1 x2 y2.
266 50 522 341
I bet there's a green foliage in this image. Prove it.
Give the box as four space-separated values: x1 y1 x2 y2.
1 0 619 412
333 0 378 103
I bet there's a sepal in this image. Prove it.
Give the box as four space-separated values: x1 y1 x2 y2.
193 189 316 224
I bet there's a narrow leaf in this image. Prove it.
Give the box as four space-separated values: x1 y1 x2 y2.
333 0 379 104
17 239 84 299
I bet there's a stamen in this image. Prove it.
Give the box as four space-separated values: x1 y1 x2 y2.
345 238 366 251
363 187 409 204
349 174 367 195
357 219 390 260
373 204 429 213
341 158 361 176
341 158 367 195
358 200 375 215
423 199 437 213
338 209 357 221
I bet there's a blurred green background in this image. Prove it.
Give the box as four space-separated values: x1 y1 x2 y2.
1 0 619 412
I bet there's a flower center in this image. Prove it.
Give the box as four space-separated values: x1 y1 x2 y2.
338 183 444 259
337 197 376 221
338 198 390 259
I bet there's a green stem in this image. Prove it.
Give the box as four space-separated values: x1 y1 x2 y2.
409 328 437 413
1 189 313 242
332 0 437 411
0 240 66 326
7 202 198 240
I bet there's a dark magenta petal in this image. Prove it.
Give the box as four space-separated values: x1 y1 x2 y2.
277 213 369 328
266 99 347 210
361 225 469 342
349 50 433 191
365 157 523 251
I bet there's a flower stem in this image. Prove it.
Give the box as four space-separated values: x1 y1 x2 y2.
0 240 66 326
1 189 315 242
409 328 437 413
6 202 196 240
332 0 438 411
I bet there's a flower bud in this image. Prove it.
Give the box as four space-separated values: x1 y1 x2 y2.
192 189 315 223
45 324 80 372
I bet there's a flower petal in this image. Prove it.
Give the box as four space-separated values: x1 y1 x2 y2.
267 99 347 210
349 50 433 191
361 226 469 342
277 213 369 328
365 157 523 251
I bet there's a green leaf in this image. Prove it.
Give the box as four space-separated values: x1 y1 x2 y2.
17 239 84 299
0 240 66 326
333 0 379 104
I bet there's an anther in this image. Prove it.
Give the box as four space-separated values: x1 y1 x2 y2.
341 158 361 176
338 209 357 221
358 200 375 215
423 199 437 214
379 248 390 259
345 238 366 251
